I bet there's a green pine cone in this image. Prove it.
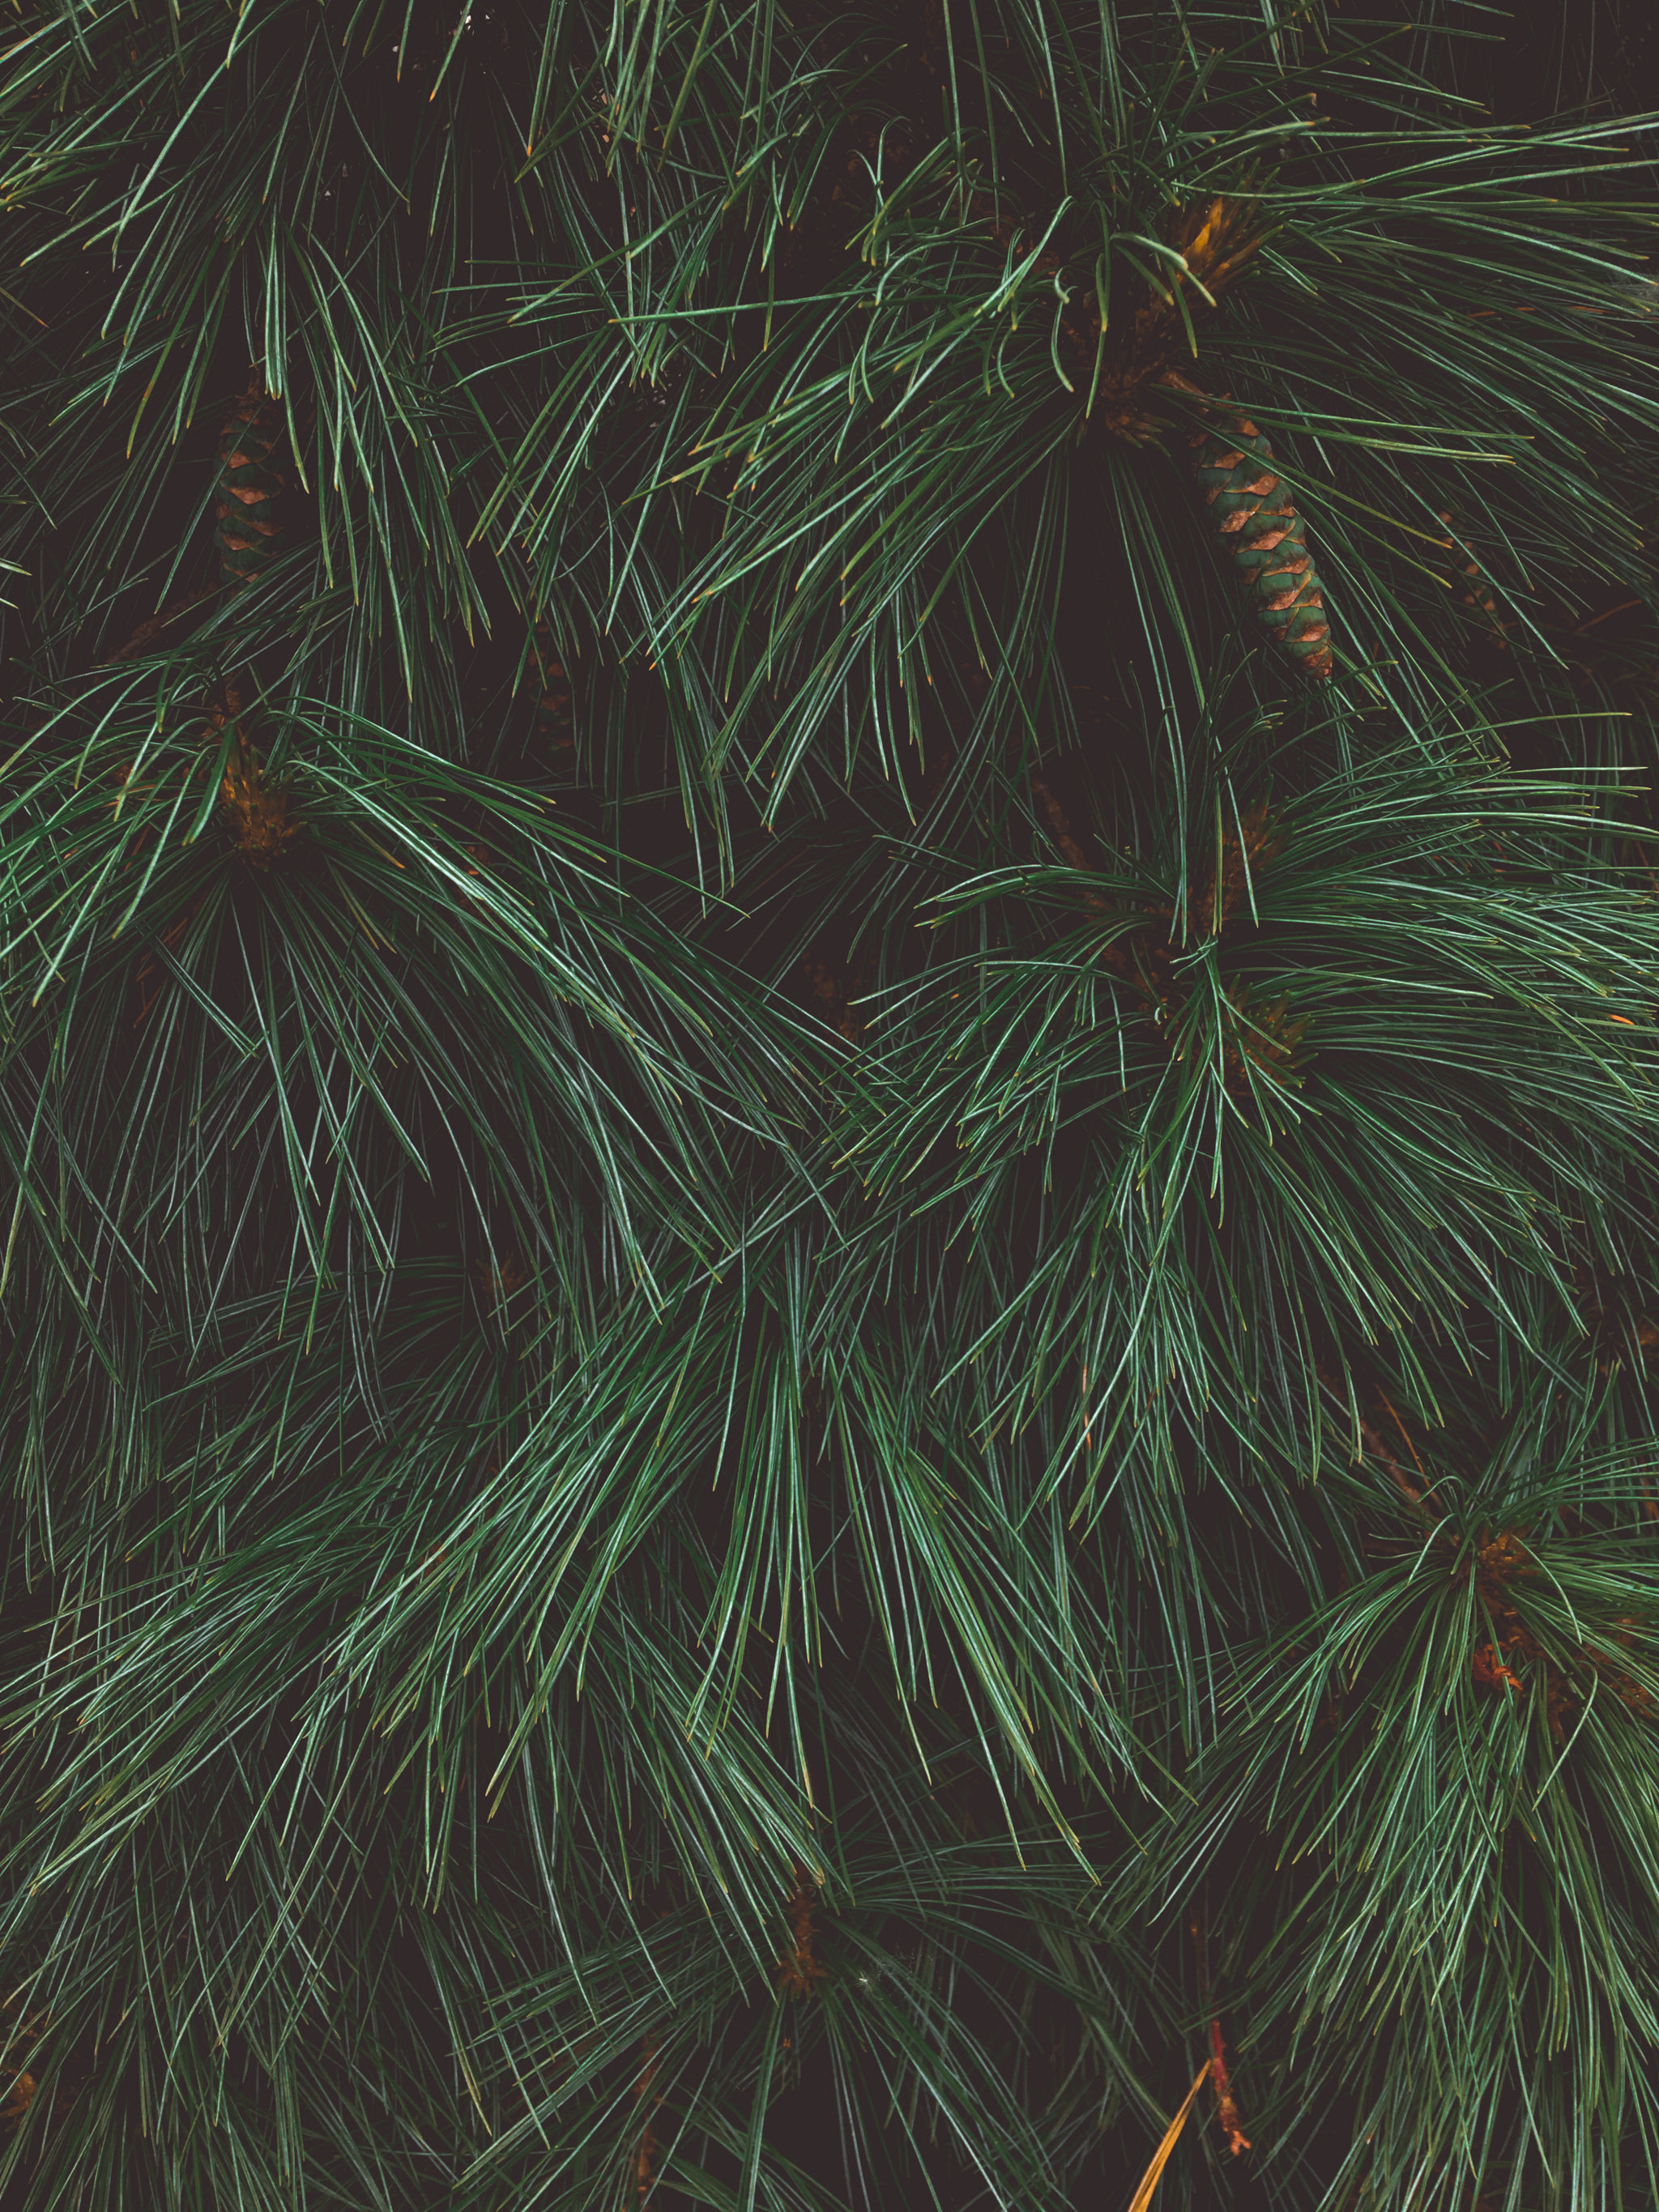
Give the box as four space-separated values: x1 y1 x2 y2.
1192 412 1333 678
211 376 288 592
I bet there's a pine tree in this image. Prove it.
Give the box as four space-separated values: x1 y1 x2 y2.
3 4 1659 2210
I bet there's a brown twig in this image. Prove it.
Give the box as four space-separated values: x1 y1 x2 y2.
1190 1897 1250 2159
775 1865 827 1999
632 2035 663 2201
1574 597 1642 635
1355 1406 1438 1521
1209 2018 1252 2159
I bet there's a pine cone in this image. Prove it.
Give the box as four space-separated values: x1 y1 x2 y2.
1187 403 1334 680
213 374 288 593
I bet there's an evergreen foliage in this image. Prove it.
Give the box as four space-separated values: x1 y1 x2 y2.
3 2 1659 2207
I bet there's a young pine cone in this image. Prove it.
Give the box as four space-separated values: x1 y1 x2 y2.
1188 407 1334 680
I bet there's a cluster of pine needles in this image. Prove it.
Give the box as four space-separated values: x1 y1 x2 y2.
4 1 1659 2207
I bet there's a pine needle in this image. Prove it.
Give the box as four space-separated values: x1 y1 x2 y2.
1124 2065 1213 2212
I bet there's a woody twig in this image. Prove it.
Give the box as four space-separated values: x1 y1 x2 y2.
775 1864 827 2000
632 2035 663 2202
1190 1894 1251 2159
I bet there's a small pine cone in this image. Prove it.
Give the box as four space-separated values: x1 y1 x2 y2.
1190 412 1333 680
213 374 288 593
